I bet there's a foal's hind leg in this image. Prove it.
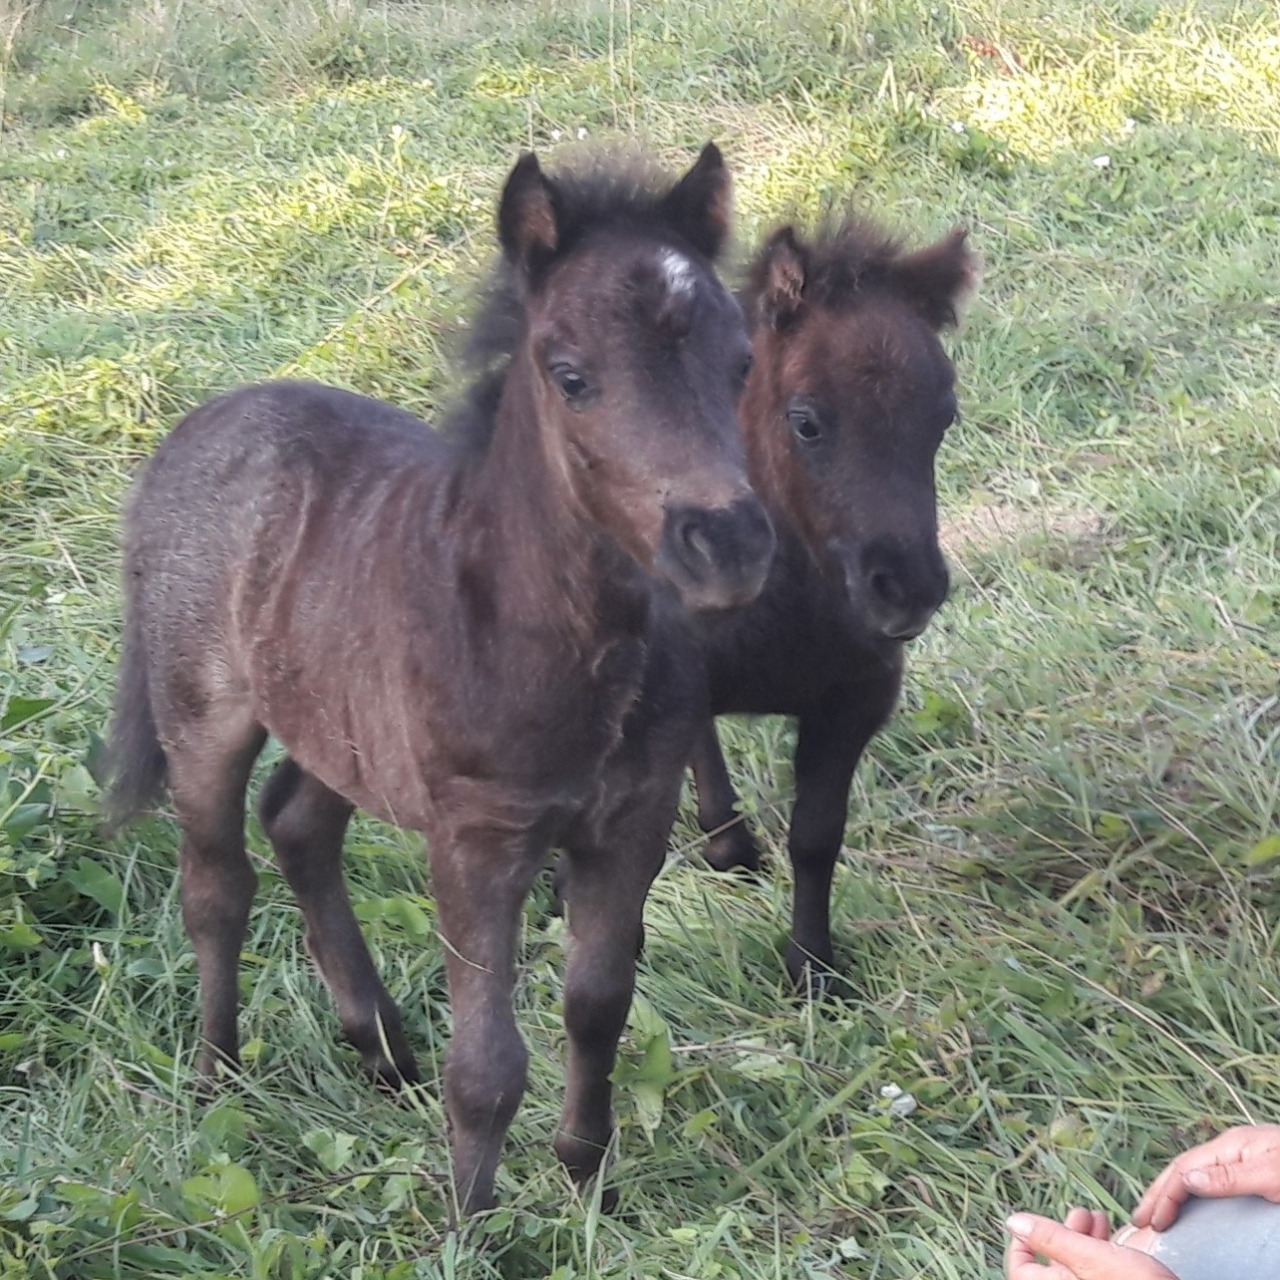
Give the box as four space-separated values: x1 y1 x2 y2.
164 711 267 1079
691 719 761 872
258 759 419 1089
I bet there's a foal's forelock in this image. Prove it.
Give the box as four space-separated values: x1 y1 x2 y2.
598 239 712 337
657 247 698 299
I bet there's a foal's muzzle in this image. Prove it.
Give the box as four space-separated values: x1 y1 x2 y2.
658 497 776 611
853 541 950 640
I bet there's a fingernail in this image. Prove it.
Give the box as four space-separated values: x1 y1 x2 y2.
1186 1170 1210 1190
1113 1225 1137 1246
1006 1213 1034 1238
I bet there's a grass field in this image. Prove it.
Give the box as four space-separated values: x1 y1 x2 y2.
2 0 1279 1275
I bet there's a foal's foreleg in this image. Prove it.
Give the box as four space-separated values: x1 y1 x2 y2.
258 759 419 1089
691 719 761 871
553 812 669 1200
429 830 543 1217
785 703 882 995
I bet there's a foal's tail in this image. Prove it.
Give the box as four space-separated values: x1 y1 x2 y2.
103 581 168 833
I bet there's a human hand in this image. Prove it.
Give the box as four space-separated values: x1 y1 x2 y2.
1005 1209 1175 1280
1131 1123 1280 1231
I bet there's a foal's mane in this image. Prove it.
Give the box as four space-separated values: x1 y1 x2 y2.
743 212 963 329
443 151 712 455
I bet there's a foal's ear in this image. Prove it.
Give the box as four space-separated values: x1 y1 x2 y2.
498 152 560 277
889 228 979 330
755 226 808 330
661 142 733 261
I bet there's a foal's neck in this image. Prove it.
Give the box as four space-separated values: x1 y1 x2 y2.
466 356 649 647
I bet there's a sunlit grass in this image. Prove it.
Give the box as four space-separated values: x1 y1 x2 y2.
939 13 1280 155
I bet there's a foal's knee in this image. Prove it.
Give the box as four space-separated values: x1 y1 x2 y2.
564 958 635 1053
445 1025 529 1134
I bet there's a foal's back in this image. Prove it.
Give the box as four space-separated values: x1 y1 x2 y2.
127 381 466 826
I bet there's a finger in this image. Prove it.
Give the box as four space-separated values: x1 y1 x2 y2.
1132 1161 1188 1229
1089 1209 1110 1240
1133 1163 1195 1231
1007 1213 1164 1278
1143 1186 1190 1234
1183 1158 1280 1204
1005 1237 1078 1280
1138 1153 1280 1231
1007 1215 1107 1269
1134 1126 1280 1228
1064 1207 1095 1235
1132 1131 1249 1227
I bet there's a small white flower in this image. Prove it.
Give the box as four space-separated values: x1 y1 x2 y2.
551 128 563 141
1092 154 1111 168
576 126 589 140
876 1082 918 1117
56 148 68 158
950 121 966 134
390 124 404 140
1121 117 1136 132
92 941 109 976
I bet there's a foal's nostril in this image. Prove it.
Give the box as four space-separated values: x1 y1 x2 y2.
659 499 776 609
868 570 906 611
857 548 947 640
674 515 716 572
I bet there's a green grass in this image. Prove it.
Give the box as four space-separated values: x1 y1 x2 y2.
2 0 1279 1275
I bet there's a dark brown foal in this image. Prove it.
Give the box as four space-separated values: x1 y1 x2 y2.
689 216 978 993
107 145 775 1215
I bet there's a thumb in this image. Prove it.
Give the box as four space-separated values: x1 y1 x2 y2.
1006 1214 1114 1274
1185 1161 1280 1201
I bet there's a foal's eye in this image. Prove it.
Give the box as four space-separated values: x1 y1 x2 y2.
788 407 821 443
736 352 754 387
551 363 590 403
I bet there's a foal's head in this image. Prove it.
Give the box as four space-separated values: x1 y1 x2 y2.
485 144 774 611
741 219 978 640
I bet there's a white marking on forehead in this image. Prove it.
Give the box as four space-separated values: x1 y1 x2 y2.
657 247 697 299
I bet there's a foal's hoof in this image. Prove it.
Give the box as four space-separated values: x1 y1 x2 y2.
555 1133 619 1212
572 1172 619 1216
195 1048 243 1098
703 822 761 874
363 1051 423 1097
785 945 850 1003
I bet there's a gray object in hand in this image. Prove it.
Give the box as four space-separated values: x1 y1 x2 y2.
1150 1196 1280 1278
